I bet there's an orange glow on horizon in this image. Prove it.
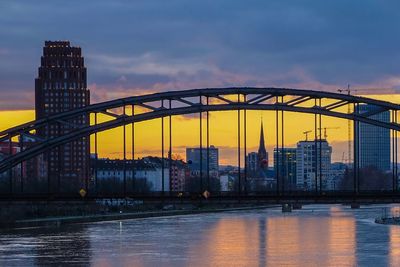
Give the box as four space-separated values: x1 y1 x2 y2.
1 93 399 165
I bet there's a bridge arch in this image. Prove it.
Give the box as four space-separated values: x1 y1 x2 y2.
0 87 399 173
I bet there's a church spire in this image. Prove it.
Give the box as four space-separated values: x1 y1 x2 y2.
257 118 268 170
258 120 266 155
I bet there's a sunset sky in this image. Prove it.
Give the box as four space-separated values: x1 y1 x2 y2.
1 1 400 165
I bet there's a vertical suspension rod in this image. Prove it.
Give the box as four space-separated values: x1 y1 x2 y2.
19 133 24 193
244 95 247 195
353 103 359 194
199 95 203 193
94 112 98 195
169 99 172 195
319 99 322 193
9 135 12 194
281 96 284 194
392 110 395 192
238 93 241 196
396 111 398 191
131 105 135 194
314 99 318 194
276 96 280 195
161 100 165 196
206 96 210 191
123 105 127 197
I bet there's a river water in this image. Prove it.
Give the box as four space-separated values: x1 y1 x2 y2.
0 205 399 266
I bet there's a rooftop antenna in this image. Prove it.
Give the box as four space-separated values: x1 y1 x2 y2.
303 130 312 141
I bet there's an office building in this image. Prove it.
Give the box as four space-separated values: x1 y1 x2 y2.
296 140 332 190
246 152 258 177
35 41 90 192
357 104 390 171
186 145 219 177
273 148 297 190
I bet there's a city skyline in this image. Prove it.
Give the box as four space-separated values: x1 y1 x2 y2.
1 98 399 165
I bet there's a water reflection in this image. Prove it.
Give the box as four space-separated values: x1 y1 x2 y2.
0 225 91 266
326 207 356 267
390 226 400 266
266 216 301 266
0 205 398 266
187 218 260 266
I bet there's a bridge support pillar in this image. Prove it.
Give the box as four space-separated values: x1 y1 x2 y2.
282 203 293 212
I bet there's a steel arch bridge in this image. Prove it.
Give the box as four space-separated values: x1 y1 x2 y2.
1 87 400 201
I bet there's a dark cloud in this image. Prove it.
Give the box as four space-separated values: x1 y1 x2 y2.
1 0 400 110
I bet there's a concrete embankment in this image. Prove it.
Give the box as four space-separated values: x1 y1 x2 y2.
0 204 276 229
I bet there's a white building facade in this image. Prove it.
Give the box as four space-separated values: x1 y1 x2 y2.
296 140 332 190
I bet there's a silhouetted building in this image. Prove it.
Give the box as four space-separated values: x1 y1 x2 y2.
296 140 332 190
246 152 258 177
19 136 48 193
274 148 297 190
186 146 219 177
35 41 90 192
0 142 20 192
169 160 187 192
328 162 347 190
246 121 270 179
257 121 269 169
357 104 390 171
246 121 273 191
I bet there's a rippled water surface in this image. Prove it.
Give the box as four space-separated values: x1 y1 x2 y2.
1 205 400 266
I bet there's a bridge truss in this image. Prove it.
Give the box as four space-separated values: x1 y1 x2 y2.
0 87 399 200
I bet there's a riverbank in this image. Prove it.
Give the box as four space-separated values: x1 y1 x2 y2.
375 216 400 225
1 204 276 229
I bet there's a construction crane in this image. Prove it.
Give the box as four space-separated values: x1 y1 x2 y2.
303 130 312 141
317 127 340 140
338 84 357 164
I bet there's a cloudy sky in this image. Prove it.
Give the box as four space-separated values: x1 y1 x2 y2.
1 0 400 110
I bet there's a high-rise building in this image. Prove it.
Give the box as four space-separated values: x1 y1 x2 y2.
186 145 219 177
246 152 258 177
273 148 297 190
296 140 332 190
35 41 90 192
357 104 390 171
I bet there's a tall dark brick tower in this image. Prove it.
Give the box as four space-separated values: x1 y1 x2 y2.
35 41 90 193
